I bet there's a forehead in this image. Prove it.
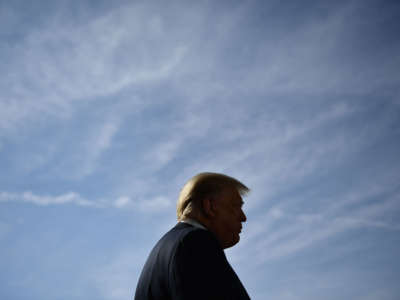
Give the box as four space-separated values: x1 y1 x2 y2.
220 187 244 205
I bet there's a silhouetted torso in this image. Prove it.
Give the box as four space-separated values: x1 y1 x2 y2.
134 222 250 300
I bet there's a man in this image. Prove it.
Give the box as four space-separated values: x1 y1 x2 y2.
134 172 250 300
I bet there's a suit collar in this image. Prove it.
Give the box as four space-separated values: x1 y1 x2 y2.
180 218 207 230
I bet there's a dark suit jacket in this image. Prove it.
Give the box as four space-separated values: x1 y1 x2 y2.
134 222 250 300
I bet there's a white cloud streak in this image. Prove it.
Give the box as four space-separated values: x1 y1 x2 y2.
77 120 120 178
0 191 95 206
0 190 172 214
113 195 172 213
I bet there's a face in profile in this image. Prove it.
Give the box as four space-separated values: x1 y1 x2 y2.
211 188 247 249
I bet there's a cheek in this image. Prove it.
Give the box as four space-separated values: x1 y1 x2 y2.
233 209 242 219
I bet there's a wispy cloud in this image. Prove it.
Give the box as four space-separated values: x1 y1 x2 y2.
231 184 400 264
0 2 188 137
1 1 399 299
0 191 95 206
235 1 400 97
0 189 173 214
77 120 120 178
112 195 172 212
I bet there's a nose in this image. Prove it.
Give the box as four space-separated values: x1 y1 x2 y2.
240 209 247 222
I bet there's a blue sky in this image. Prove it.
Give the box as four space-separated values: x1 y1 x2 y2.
1 0 399 299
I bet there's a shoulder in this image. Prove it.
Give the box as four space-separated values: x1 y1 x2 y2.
167 222 217 243
172 225 225 266
153 223 218 255
177 224 220 250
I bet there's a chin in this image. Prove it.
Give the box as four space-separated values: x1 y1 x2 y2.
225 236 240 249
236 235 240 244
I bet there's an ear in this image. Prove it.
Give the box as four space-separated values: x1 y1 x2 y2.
202 196 217 218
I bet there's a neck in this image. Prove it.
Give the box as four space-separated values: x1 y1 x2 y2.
181 217 207 230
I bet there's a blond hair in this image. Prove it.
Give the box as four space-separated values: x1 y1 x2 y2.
177 172 249 221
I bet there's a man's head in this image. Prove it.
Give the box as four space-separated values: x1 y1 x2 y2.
177 172 249 249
